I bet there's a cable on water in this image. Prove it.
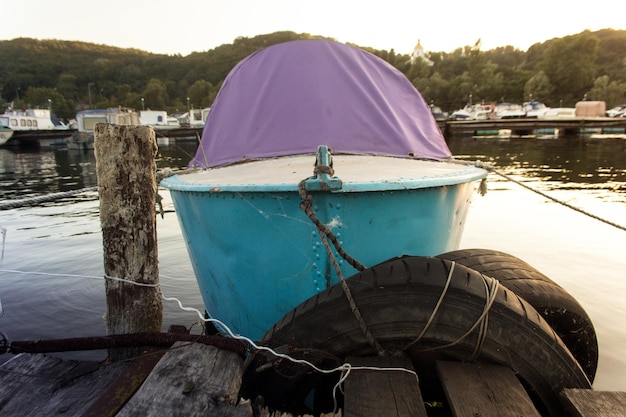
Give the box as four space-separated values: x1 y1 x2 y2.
0 187 99 211
0 165 185 213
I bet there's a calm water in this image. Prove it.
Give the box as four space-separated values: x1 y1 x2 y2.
0 135 625 391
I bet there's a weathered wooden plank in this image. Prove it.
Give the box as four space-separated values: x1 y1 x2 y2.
343 355 426 417
116 341 251 417
437 361 541 417
561 388 626 417
0 353 130 416
80 348 166 417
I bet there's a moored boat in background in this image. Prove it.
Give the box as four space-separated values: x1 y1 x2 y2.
523 101 550 118
0 108 70 146
606 104 626 117
0 108 69 132
176 107 210 127
495 102 525 118
0 125 14 146
540 107 577 119
449 103 494 120
69 107 140 149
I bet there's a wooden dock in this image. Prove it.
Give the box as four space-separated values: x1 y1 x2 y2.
1 335 625 417
3 126 204 147
4 117 626 148
0 339 252 417
441 117 626 138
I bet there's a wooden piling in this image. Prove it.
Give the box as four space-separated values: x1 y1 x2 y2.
94 124 162 360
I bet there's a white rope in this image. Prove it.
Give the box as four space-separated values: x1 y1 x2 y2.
0 269 158 287
0 265 418 408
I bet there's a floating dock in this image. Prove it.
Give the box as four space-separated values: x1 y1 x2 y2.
1 126 204 147
1 334 625 417
4 117 626 147
441 117 626 138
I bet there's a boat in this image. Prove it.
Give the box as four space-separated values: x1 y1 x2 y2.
429 103 448 121
69 107 140 149
166 115 180 127
540 107 577 119
0 108 69 132
161 40 596 416
139 110 167 127
139 110 181 129
606 104 626 117
163 39 479 338
0 125 14 146
523 101 550 118
0 108 70 146
449 103 494 120
177 107 210 127
495 102 525 118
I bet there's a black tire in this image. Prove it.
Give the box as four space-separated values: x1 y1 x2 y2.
241 256 590 417
436 248 598 382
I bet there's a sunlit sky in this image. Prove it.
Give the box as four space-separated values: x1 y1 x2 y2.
2 0 624 56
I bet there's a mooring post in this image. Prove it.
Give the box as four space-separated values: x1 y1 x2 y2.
94 124 163 360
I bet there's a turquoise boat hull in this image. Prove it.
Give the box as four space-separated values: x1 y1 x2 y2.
162 152 486 340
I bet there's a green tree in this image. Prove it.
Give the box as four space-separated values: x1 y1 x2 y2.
56 73 78 101
23 87 74 120
2 29 626 116
117 84 132 103
186 80 214 109
586 75 626 107
541 33 598 105
524 71 554 103
122 92 142 110
142 78 168 110
406 59 431 85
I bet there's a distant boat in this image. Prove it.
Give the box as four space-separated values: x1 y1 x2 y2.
494 102 525 119
68 108 140 149
449 103 494 120
540 107 577 119
429 103 448 121
139 110 180 129
177 108 210 127
606 104 626 117
0 108 70 132
0 108 70 145
523 101 550 118
0 125 14 146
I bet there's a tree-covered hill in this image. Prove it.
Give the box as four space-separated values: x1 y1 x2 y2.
1 29 625 120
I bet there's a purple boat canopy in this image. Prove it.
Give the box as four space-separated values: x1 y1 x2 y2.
189 39 451 168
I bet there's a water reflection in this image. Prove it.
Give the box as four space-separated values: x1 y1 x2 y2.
0 141 199 203
447 137 626 203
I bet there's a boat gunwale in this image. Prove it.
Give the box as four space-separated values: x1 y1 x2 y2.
161 154 487 193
